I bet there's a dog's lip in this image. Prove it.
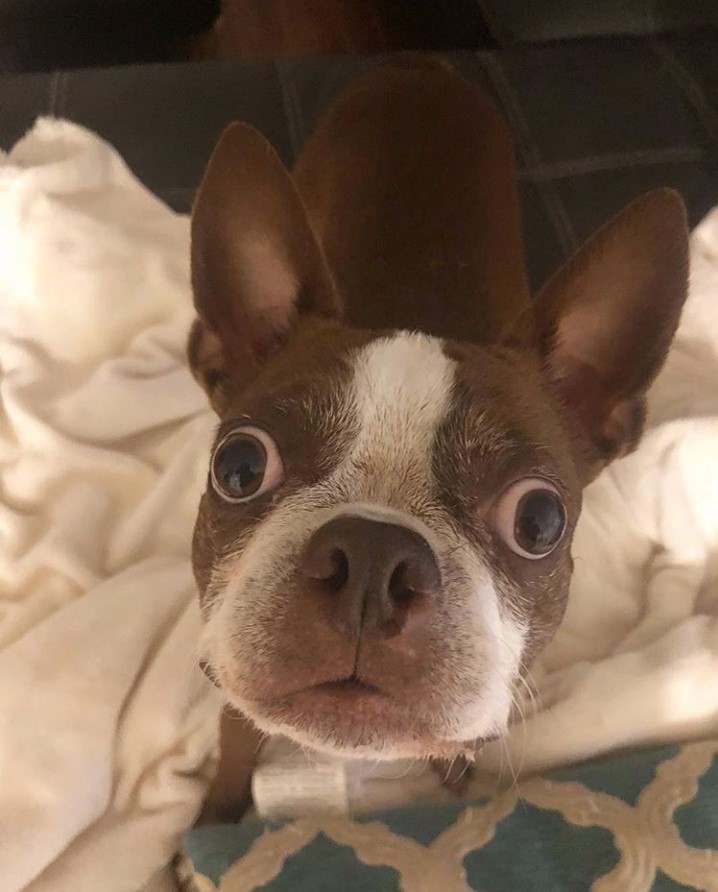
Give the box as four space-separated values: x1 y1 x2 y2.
309 675 384 696
245 679 475 758
228 672 388 706
231 673 495 758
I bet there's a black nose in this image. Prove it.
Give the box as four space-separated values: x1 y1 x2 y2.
300 515 441 639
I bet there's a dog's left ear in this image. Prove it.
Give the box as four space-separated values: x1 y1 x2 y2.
189 123 338 412
531 188 689 469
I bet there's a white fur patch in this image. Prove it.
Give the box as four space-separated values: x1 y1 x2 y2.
349 332 456 469
353 332 455 416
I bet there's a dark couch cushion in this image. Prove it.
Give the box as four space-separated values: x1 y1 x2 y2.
0 0 220 71
476 0 718 44
1 37 717 291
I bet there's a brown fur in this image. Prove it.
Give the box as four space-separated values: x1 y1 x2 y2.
187 58 689 820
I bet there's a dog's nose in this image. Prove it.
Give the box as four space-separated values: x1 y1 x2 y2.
300 515 441 639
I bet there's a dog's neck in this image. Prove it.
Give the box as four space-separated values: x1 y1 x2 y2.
293 65 530 345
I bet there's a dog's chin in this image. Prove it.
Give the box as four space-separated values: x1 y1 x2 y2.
224 678 483 761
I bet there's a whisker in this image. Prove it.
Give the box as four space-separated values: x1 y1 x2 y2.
501 735 519 791
509 688 529 782
514 669 540 720
500 734 528 814
442 756 458 787
454 755 472 786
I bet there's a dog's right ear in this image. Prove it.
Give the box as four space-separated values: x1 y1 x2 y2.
529 188 688 472
189 123 338 412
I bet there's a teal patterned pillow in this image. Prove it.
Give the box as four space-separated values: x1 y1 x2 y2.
178 739 717 891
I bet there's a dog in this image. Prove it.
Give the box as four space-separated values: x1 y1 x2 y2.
186 57 689 821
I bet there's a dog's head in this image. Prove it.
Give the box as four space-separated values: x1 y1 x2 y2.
188 78 687 759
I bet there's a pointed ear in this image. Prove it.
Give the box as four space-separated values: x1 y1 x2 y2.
533 188 689 467
189 123 338 411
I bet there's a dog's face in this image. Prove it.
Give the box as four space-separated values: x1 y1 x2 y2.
188 115 687 759
193 323 581 757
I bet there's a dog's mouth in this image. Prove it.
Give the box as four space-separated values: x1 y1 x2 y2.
268 672 390 719
310 674 383 697
241 672 466 758
207 658 491 759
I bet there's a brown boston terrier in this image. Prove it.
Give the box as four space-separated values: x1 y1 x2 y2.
187 58 688 820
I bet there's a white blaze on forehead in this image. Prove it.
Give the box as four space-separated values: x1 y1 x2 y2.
346 332 456 471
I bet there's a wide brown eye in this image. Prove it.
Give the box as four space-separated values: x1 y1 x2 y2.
495 478 566 559
211 427 283 503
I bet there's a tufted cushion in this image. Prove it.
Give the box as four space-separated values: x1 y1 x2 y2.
475 0 718 45
178 740 718 891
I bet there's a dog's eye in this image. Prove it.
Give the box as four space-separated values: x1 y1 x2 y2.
210 427 283 503
495 478 566 559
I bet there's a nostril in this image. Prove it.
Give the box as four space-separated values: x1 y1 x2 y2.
304 546 349 595
388 562 417 605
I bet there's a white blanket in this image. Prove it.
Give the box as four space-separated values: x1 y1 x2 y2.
0 121 222 892
1 120 717 891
